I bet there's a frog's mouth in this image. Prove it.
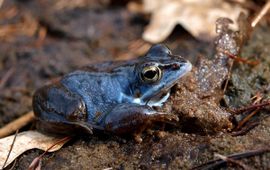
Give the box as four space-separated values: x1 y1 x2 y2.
145 90 171 107
131 90 171 107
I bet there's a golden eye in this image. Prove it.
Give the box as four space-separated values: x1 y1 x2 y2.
140 65 162 83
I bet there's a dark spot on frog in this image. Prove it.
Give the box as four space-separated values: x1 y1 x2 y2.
133 89 141 98
93 111 103 123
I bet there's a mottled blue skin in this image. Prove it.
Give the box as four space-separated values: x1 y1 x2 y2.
33 44 192 137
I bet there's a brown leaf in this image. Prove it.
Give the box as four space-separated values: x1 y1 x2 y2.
0 130 67 168
141 0 247 43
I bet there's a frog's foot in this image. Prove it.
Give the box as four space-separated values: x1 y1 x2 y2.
104 104 178 142
142 129 167 141
133 113 178 143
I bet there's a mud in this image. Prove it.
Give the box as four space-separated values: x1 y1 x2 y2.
1 0 269 169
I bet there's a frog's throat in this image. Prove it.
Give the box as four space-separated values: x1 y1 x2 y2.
132 91 170 107
147 91 170 107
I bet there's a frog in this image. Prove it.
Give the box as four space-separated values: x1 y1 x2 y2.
33 44 192 142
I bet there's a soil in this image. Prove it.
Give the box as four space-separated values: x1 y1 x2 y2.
0 0 269 169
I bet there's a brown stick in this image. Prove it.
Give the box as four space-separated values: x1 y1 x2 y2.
0 67 15 89
232 100 270 115
236 109 259 130
223 60 234 93
0 111 35 138
1 129 18 169
215 153 251 170
28 136 71 170
231 121 260 136
221 50 259 66
192 148 270 170
251 0 270 28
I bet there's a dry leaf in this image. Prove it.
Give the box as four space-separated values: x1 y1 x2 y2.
0 130 67 168
141 0 247 43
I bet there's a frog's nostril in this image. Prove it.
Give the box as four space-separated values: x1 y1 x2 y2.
179 63 185 67
171 63 180 70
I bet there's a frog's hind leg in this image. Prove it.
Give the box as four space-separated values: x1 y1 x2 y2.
33 83 96 136
103 104 179 142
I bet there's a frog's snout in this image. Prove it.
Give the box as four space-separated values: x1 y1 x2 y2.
184 60 192 72
173 62 189 70
170 63 180 70
173 60 192 73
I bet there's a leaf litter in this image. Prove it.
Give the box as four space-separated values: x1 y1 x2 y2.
131 0 248 43
0 130 69 168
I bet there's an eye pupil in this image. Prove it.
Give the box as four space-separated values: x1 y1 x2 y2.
144 70 157 79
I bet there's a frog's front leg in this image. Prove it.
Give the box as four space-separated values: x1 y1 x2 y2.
103 104 179 142
33 83 94 135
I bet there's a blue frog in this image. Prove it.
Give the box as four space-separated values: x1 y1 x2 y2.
33 44 192 142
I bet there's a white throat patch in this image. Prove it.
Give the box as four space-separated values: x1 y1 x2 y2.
132 91 170 107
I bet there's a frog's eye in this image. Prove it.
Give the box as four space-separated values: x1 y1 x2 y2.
140 65 162 83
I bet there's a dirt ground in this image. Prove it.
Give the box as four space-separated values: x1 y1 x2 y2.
0 0 269 169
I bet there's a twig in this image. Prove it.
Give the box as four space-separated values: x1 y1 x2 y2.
8 158 17 170
231 121 260 136
0 67 15 89
251 0 270 28
28 136 71 170
192 148 270 170
223 60 234 93
232 100 270 115
221 50 259 65
0 111 35 138
236 109 259 130
251 92 263 102
215 153 251 170
2 129 18 169
231 93 264 135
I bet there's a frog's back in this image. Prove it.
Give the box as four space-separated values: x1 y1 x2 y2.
32 71 124 134
60 70 133 122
